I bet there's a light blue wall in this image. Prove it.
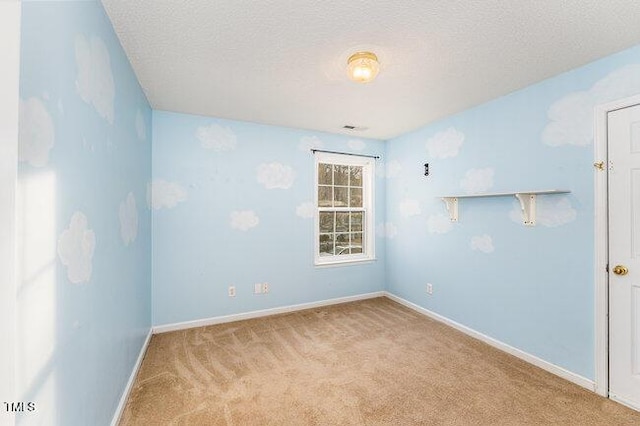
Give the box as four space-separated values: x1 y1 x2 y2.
18 1 151 425
385 45 640 380
15 0 640 421
152 111 386 326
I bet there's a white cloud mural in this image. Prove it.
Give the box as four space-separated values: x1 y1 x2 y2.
75 34 115 124
19 97 55 167
148 179 188 210
426 127 464 159
376 222 398 239
460 167 494 194
57 212 96 284
543 64 640 147
230 210 259 231
197 123 237 151
119 192 138 246
347 139 366 151
399 199 421 217
427 213 453 234
377 160 402 179
257 162 295 189
470 234 494 253
296 201 315 218
135 109 146 141
298 135 324 152
509 196 577 227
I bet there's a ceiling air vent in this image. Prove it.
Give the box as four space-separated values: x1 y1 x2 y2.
342 125 368 131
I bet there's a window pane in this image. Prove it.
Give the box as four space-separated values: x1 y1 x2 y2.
350 212 363 232
350 188 362 207
336 212 349 232
318 163 332 185
334 187 348 207
335 233 350 255
350 166 363 187
351 232 363 254
334 165 349 186
319 234 334 256
318 186 333 207
319 212 334 233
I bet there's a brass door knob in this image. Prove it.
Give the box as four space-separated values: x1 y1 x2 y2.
613 265 629 276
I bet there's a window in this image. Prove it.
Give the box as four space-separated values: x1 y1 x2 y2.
314 152 375 265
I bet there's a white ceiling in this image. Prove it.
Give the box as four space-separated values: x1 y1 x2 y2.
102 0 640 140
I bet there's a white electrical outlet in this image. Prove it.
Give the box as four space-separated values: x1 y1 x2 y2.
254 283 262 294
426 283 433 295
262 282 269 293
228 286 236 297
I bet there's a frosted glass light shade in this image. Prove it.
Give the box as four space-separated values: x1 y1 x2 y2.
347 52 380 83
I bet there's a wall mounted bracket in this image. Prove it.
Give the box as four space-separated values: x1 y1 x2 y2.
442 197 458 223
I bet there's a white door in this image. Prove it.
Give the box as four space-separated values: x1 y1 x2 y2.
608 103 640 410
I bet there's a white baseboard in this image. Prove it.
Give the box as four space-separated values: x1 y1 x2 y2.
153 291 386 334
110 328 153 426
384 292 595 392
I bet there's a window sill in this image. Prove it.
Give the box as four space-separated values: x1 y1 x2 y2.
314 257 377 268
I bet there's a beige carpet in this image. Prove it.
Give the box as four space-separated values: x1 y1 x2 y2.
120 297 640 425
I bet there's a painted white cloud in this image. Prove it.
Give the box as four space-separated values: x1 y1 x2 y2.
57 212 96 284
148 179 188 210
197 123 237 151
298 135 324 152
427 213 453 234
376 222 398 239
135 109 146 141
543 64 640 147
230 210 259 231
19 97 55 167
509 196 577 227
119 192 138 246
470 234 494 253
347 139 366 151
377 160 402 179
460 167 494 194
75 34 115 124
399 199 421 217
296 201 315 219
426 127 465 159
257 162 295 189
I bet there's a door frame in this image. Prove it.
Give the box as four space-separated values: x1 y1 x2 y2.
0 0 21 417
594 93 640 397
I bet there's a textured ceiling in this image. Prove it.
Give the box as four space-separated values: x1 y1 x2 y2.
102 0 640 140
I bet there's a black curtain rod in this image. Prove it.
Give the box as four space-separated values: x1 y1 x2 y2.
310 149 380 160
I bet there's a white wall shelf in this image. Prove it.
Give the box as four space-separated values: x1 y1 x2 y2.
439 190 571 226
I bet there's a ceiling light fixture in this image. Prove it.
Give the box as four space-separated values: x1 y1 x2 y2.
347 51 380 84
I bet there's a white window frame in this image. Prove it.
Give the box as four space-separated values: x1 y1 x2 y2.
314 152 375 266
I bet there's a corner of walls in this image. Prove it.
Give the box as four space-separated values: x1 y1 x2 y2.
380 137 392 292
150 109 157 328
